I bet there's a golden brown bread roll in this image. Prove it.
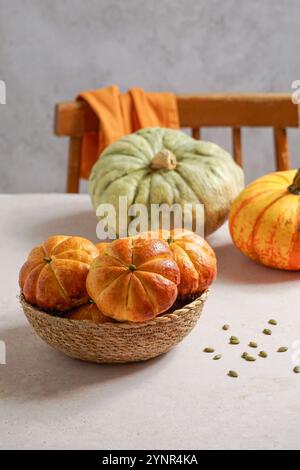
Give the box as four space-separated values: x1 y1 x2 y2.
87 237 180 322
19 235 99 311
68 302 114 323
137 229 217 296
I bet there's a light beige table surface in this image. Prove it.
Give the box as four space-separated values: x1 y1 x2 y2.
0 194 299 450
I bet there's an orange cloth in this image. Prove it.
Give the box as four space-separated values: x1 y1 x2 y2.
77 85 179 179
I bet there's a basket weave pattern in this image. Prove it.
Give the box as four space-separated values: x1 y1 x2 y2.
20 290 209 363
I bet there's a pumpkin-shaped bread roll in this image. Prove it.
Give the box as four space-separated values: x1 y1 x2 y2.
138 229 217 297
87 237 180 322
68 302 114 323
19 235 99 311
96 241 109 254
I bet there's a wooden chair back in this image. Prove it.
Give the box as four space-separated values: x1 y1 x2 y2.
54 93 299 193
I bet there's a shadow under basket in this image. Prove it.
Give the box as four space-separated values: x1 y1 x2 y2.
20 290 209 364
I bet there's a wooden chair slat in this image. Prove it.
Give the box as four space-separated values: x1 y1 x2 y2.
67 137 82 193
232 128 243 167
55 102 98 138
192 128 201 140
54 93 298 192
177 93 299 128
274 128 290 171
192 127 201 140
55 94 299 138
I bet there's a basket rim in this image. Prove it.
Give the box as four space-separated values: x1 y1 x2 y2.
19 289 210 330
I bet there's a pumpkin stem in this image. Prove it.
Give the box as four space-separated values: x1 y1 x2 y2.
167 236 174 245
128 264 137 271
150 149 177 170
43 256 52 263
288 168 300 195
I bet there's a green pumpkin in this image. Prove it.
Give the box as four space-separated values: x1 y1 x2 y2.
89 127 244 236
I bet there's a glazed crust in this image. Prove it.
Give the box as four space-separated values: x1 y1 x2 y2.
19 236 99 311
87 237 180 322
137 229 217 296
68 302 114 323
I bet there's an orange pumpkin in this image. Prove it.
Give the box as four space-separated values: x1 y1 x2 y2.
229 169 300 270
134 229 217 296
87 237 180 322
68 302 114 323
19 236 99 310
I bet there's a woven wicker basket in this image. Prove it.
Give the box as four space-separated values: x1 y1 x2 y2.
20 290 209 364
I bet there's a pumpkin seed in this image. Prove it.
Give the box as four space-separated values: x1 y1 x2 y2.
203 347 215 353
259 351 268 358
230 339 240 345
222 324 230 331
228 370 239 378
293 366 300 374
268 319 278 326
213 354 222 361
249 341 258 348
230 336 240 345
263 329 272 336
277 347 288 353
245 355 256 362
241 352 249 359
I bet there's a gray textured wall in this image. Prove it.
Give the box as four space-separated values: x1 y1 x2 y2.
0 0 299 193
